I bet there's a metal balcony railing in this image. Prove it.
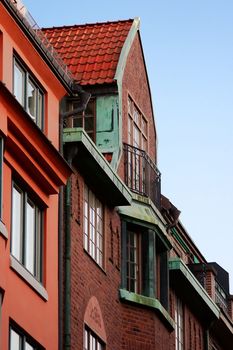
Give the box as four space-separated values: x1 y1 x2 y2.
123 143 161 209
215 281 228 314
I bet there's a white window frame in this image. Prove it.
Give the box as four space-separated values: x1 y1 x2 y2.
9 326 42 350
175 296 184 350
13 57 44 129
11 183 43 282
84 185 104 267
84 326 105 350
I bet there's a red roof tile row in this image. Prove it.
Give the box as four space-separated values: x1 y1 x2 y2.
42 19 133 85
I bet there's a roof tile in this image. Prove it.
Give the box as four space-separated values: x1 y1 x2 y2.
42 19 133 85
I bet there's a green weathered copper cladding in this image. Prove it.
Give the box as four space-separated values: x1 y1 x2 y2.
118 199 171 250
171 227 200 263
63 128 132 206
169 258 220 319
119 289 175 330
96 95 119 168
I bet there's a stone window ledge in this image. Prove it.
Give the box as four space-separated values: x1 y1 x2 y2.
119 289 174 331
10 256 48 301
0 220 8 239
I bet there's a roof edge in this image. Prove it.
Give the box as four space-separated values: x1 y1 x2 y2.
114 17 140 82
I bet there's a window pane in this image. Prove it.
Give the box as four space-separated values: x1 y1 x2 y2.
35 208 42 281
27 79 36 120
37 91 43 129
10 329 21 350
12 186 23 261
25 342 34 350
14 62 25 105
25 199 35 275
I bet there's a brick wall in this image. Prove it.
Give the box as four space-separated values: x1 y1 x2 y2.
118 33 157 181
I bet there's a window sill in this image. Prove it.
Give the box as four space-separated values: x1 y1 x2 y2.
83 248 107 275
119 289 175 331
10 256 48 301
0 220 8 239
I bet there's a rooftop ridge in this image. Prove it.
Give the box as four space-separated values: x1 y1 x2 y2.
42 18 134 31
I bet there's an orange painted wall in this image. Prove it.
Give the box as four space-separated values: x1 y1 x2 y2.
0 3 70 349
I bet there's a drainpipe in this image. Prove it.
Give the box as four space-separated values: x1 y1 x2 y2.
64 145 78 350
64 162 71 350
60 81 90 350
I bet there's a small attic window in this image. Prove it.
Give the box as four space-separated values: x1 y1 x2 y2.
71 99 96 142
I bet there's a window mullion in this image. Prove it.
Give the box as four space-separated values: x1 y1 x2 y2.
22 192 27 266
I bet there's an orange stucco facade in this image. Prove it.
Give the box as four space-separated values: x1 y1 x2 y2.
0 2 71 349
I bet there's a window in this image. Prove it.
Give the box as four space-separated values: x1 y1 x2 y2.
11 183 43 281
84 185 104 267
174 296 184 350
9 326 42 350
128 95 148 151
122 221 169 308
13 57 44 129
126 228 141 293
84 327 104 350
72 99 95 141
0 137 3 219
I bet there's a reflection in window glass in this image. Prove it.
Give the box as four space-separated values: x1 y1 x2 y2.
14 62 25 105
84 185 103 267
25 200 35 275
27 79 36 120
11 184 43 281
13 57 44 129
12 186 23 261
10 329 21 350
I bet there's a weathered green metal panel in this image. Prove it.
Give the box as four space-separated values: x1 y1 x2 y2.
96 95 119 154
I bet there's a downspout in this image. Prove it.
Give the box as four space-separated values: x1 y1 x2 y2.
64 159 72 350
64 144 78 350
61 81 90 350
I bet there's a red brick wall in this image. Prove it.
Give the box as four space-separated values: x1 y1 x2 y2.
118 32 157 180
68 171 123 349
68 169 175 349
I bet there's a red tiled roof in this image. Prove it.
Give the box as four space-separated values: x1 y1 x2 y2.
42 20 133 86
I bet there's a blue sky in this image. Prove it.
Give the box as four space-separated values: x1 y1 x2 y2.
22 0 233 292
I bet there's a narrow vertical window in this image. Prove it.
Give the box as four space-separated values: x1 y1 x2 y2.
126 230 140 293
175 296 184 350
72 99 95 141
13 60 25 106
84 185 103 267
13 57 44 129
11 184 43 281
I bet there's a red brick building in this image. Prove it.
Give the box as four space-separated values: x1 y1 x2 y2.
44 17 233 350
1 1 232 349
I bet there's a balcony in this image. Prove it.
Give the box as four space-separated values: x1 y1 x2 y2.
215 281 228 314
123 143 161 209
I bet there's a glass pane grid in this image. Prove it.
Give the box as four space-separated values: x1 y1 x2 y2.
11 184 42 281
84 186 103 267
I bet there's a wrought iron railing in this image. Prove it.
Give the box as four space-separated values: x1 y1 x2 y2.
123 143 161 209
215 281 228 313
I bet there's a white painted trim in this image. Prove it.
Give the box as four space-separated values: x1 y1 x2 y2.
114 18 140 170
0 220 8 239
